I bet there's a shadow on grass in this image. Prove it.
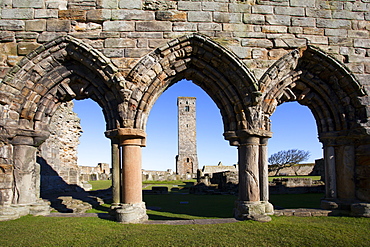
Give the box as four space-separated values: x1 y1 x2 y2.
144 194 237 219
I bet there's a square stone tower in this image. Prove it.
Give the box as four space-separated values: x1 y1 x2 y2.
176 97 199 175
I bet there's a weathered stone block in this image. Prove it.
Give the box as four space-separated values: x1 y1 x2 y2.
125 48 152 58
252 5 273 14
87 9 111 22
172 22 197 32
155 11 186 22
290 0 315 7
227 46 252 59
2 9 34 20
316 19 352 29
297 34 328 45
112 10 154 21
305 8 332 18
0 43 17 55
228 3 252 13
119 0 142 9
13 0 44 8
201 2 228 12
198 23 222 31
35 9 58 19
325 28 347 37
58 10 86 21
45 1 68 10
265 15 291 26
25 20 46 32
0 31 14 42
354 39 370 49
213 12 242 24
37 31 67 43
46 20 71 32
143 0 176 10
18 42 40 55
188 11 212 22
291 17 315 27
303 27 324 35
178 1 201 11
103 21 135 31
243 14 265 25
241 39 273 48
97 0 118 9
273 38 306 48
332 10 365 20
135 21 172 32
105 38 136 48
262 25 287 33
274 6 304 16
15 32 38 42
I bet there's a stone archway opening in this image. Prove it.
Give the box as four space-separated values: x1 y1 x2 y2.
142 79 238 219
268 101 325 209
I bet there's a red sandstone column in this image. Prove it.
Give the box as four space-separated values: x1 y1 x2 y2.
118 129 146 204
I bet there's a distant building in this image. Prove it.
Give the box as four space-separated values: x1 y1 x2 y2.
176 97 198 175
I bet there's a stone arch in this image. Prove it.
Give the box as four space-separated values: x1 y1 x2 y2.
260 46 367 135
0 36 124 214
122 34 259 135
260 46 370 206
1 35 123 136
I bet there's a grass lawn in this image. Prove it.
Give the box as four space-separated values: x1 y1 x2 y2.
0 215 369 246
1 179 369 246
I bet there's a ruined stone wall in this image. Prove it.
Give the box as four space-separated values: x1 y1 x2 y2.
0 0 368 81
39 101 82 194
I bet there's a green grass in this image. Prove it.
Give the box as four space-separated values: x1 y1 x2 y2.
268 176 322 182
88 180 112 190
0 215 369 246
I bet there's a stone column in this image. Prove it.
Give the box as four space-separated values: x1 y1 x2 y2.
116 128 148 223
324 145 337 199
12 137 38 205
238 136 260 202
234 135 271 221
336 145 355 201
259 138 274 215
259 138 269 202
111 138 121 206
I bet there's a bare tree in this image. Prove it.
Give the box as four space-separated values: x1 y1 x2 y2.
268 149 310 176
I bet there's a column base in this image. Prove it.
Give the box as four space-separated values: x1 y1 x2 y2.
234 200 274 222
114 202 148 223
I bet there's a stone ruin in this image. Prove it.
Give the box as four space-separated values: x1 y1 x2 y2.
1 0 370 222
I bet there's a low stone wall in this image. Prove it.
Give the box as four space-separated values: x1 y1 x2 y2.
142 169 195 181
268 160 325 177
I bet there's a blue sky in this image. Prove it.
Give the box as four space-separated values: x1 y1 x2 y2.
73 79 323 170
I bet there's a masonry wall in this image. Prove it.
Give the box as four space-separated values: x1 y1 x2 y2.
38 101 82 194
0 0 369 82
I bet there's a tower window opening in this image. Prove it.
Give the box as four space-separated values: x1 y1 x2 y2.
185 106 189 112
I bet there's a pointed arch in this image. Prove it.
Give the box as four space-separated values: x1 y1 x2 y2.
121 34 259 135
260 46 367 136
0 36 123 133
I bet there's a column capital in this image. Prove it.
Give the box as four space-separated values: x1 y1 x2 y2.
105 128 146 147
224 129 271 146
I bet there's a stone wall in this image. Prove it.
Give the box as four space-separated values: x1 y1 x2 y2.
268 160 325 177
0 0 368 81
39 101 82 194
80 163 111 182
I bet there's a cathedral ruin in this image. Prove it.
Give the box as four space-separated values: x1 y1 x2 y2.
0 0 370 223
